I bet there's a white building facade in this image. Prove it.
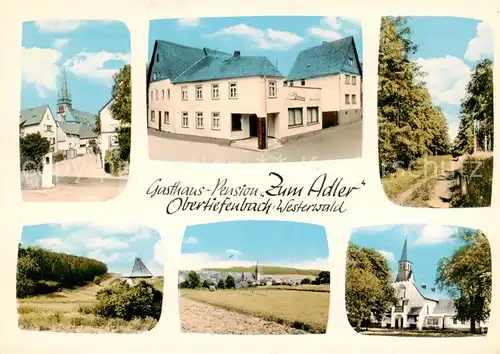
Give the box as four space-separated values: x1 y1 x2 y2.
147 37 362 150
379 236 488 332
19 105 58 151
97 98 120 167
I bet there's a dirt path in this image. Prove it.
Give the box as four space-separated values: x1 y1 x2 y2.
426 172 454 208
179 297 306 335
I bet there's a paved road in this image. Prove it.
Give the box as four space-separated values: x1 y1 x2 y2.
180 297 305 334
149 121 362 163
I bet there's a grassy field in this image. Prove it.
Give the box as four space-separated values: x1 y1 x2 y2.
203 266 321 276
181 286 329 333
382 155 452 200
18 274 158 333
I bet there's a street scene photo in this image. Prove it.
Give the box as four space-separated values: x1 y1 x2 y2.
378 17 494 208
20 20 131 202
17 222 164 333
178 220 330 334
147 16 363 163
346 224 491 337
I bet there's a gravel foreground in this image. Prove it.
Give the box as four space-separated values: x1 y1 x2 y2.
180 297 306 335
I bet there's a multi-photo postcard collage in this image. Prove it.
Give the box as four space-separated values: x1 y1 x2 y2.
0 1 498 354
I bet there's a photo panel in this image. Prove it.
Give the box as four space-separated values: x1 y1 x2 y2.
147 16 363 163
178 220 330 334
377 16 494 208
17 222 164 333
20 20 131 202
346 224 492 337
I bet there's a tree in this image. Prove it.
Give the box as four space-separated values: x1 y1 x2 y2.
378 17 450 174
202 279 213 288
110 64 131 162
186 271 201 289
93 115 101 135
315 271 330 284
301 278 311 285
436 229 491 333
19 133 51 171
225 275 235 289
345 244 397 330
217 278 226 289
454 59 494 153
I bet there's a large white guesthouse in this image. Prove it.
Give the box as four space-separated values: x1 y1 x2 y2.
147 36 363 150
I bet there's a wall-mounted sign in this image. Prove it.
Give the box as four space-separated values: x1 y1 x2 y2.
287 92 306 101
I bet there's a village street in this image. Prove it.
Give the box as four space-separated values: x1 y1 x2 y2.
149 120 362 163
23 154 128 202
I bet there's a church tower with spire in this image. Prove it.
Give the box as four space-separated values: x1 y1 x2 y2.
57 67 72 120
396 234 414 282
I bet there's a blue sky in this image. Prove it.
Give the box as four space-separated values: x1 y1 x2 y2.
21 20 130 114
404 16 494 140
149 16 363 78
350 224 483 299
20 223 163 276
181 220 329 271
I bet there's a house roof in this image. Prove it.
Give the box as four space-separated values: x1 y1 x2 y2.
432 299 457 315
58 121 97 139
408 306 423 315
19 105 49 127
97 98 114 114
67 108 98 128
287 36 362 81
148 40 283 84
129 257 153 278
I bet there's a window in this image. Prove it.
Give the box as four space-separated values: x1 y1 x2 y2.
181 86 188 100
212 84 220 99
158 111 162 124
283 81 288 87
162 90 165 100
307 107 319 124
156 53 160 62
289 81 294 87
461 320 466 325
150 110 155 122
196 85 203 100
301 79 305 86
349 57 354 66
45 125 53 132
345 94 350 104
167 89 171 99
345 75 350 84
182 112 189 128
453 318 457 325
155 90 159 101
268 80 277 98
229 82 238 99
352 76 356 85
427 318 438 326
352 94 357 104
164 111 169 124
288 108 303 127
196 112 204 129
150 91 154 102
231 113 242 131
212 112 220 130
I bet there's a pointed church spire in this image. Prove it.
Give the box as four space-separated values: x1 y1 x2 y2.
399 234 408 262
57 66 72 108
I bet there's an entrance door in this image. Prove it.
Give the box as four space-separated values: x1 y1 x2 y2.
249 114 258 137
158 111 162 131
257 117 267 150
322 111 339 129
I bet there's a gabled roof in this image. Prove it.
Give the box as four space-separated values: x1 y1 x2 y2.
148 40 283 84
67 108 97 128
97 98 114 114
129 257 153 278
58 121 97 139
19 105 50 127
432 299 457 315
287 36 362 81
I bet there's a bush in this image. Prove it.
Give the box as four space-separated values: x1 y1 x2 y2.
301 278 311 285
94 276 102 285
53 152 65 163
451 156 493 207
93 281 163 321
104 148 127 176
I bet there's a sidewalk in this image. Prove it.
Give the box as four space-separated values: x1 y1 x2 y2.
53 154 128 180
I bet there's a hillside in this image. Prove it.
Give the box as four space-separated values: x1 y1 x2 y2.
203 266 321 276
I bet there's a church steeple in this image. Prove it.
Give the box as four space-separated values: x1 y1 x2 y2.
57 66 72 118
396 234 414 282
